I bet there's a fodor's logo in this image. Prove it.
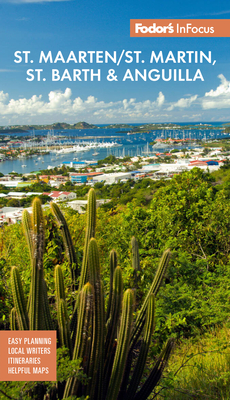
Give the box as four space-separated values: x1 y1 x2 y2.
130 19 230 37
135 22 174 34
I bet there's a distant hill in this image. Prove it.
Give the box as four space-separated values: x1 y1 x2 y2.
0 128 28 134
45 121 98 130
0 121 98 133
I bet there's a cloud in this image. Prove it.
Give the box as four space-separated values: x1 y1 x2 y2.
201 74 230 109
0 89 166 124
156 91 165 107
2 75 230 125
0 92 9 103
168 95 198 111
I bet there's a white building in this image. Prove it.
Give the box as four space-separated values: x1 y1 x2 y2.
92 172 132 184
0 207 24 224
46 191 77 202
0 181 23 187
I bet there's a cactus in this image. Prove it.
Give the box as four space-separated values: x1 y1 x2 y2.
87 238 105 400
126 294 155 400
64 282 94 398
106 249 118 322
10 308 17 331
57 299 72 358
131 236 140 284
105 266 123 358
105 289 134 400
11 266 29 330
12 198 51 331
22 209 33 264
42 279 54 330
55 264 66 303
51 202 78 289
79 187 96 291
10 189 173 400
130 248 171 350
30 197 45 330
133 338 174 400
104 266 123 393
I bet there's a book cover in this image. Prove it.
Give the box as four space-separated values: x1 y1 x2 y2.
0 0 229 399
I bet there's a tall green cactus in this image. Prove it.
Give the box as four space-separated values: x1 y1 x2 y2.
29 197 45 330
104 266 123 395
10 308 17 331
51 201 78 289
10 189 173 400
105 289 134 400
12 198 52 331
87 238 105 400
64 282 94 398
105 266 123 360
106 249 118 322
131 236 140 284
126 294 155 400
22 209 33 264
55 264 66 303
79 187 96 291
11 266 29 330
57 298 72 358
130 248 171 349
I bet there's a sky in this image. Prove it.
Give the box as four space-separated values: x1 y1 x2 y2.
0 0 230 124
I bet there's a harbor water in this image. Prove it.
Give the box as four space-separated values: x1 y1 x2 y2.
0 124 228 175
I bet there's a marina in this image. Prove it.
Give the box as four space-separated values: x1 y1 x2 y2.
0 124 229 174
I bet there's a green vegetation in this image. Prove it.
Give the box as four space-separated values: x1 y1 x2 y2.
1 166 230 398
157 326 230 399
2 190 173 399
